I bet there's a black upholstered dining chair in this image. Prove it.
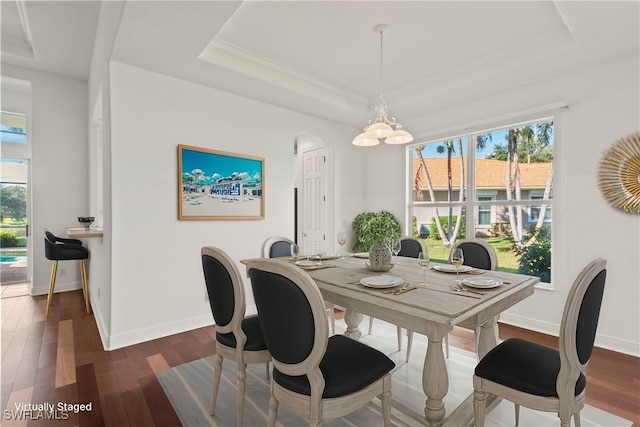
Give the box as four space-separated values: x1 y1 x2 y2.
473 258 607 427
397 237 423 258
246 258 395 427
263 236 336 334
201 246 271 426
262 236 293 258
449 238 497 271
44 231 90 315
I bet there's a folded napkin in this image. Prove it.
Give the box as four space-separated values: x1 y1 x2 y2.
466 269 486 275
299 264 338 271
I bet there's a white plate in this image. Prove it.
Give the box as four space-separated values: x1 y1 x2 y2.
295 260 322 268
433 264 473 273
462 277 503 288
353 252 370 259
360 275 403 288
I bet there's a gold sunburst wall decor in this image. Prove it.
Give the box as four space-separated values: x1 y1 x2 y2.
598 131 640 214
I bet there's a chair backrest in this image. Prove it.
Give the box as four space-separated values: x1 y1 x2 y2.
45 231 57 243
44 231 87 260
247 259 328 378
558 258 606 395
201 247 246 338
44 232 56 260
450 239 497 270
398 237 424 258
262 236 294 258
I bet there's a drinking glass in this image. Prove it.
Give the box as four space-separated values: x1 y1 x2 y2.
451 248 464 284
418 252 430 285
337 232 346 255
390 237 401 261
290 243 299 260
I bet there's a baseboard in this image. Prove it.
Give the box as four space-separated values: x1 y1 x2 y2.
500 312 640 357
31 281 82 296
92 304 110 351
105 314 214 351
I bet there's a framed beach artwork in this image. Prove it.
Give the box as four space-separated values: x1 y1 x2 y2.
178 144 264 220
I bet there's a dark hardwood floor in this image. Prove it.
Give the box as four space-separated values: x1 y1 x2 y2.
1 288 638 426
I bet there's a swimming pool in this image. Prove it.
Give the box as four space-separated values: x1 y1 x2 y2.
0 252 27 263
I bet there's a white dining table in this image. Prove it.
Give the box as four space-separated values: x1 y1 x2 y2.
266 254 539 427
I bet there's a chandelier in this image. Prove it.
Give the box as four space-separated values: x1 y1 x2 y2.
353 24 413 147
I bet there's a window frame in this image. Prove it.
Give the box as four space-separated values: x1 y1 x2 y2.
407 114 556 287
1 111 27 144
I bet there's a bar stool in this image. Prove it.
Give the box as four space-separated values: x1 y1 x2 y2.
44 231 90 315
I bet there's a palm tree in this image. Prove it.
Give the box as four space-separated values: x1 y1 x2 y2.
415 135 489 246
436 139 464 243
503 123 553 248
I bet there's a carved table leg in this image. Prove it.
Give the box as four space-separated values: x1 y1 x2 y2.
476 315 499 360
343 309 363 340
423 323 452 427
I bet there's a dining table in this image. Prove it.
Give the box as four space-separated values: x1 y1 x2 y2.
243 254 539 427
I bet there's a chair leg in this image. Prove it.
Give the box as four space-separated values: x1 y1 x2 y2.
381 375 392 427
473 390 487 427
406 331 413 362
265 362 270 379
236 363 247 427
267 394 279 427
210 354 223 415
46 261 58 316
574 411 581 427
515 403 520 426
80 260 91 314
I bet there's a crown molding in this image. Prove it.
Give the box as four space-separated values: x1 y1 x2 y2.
198 38 367 111
1 0 35 60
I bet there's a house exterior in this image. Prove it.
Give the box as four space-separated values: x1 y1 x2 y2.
412 157 552 237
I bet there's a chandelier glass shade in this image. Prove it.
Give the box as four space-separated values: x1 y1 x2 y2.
353 25 413 147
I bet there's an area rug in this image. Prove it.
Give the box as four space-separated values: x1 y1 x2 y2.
157 319 632 427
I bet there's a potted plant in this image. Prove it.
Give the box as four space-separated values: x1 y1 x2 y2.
352 210 401 252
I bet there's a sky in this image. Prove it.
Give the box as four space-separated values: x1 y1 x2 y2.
180 147 262 182
414 129 509 159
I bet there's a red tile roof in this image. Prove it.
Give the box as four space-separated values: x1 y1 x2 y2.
412 157 552 190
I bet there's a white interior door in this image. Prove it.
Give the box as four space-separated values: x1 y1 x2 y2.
301 147 327 256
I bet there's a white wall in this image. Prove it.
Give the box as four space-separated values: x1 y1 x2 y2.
363 55 640 355
104 61 363 349
84 0 127 348
1 64 89 297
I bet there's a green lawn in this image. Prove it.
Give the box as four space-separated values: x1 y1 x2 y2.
422 237 520 274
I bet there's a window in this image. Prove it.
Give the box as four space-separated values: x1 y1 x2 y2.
529 191 552 222
409 118 553 283
478 196 493 225
1 112 27 144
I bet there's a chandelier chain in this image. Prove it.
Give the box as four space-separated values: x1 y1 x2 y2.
379 28 384 98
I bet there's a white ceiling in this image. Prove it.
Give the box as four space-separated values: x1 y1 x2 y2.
2 1 639 128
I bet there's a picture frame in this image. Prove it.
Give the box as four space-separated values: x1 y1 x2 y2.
178 144 264 220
